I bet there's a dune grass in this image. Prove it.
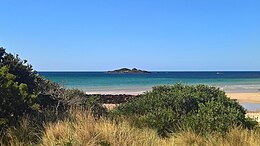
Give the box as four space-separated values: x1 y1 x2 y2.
2 110 260 146
41 111 260 146
41 111 164 146
1 117 42 146
173 127 260 146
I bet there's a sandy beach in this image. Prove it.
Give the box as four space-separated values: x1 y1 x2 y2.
86 91 145 95
226 92 260 103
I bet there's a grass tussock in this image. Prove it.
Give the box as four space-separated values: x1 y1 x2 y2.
1 111 259 146
1 117 42 146
41 111 164 146
40 111 260 146
173 127 260 146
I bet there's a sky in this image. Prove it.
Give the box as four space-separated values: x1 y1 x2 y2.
0 0 260 71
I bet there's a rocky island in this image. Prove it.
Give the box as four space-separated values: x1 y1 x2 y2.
107 68 151 74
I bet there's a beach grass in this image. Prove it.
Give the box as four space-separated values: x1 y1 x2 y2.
3 110 259 146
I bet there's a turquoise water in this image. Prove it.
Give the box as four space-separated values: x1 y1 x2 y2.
39 72 260 93
39 71 260 111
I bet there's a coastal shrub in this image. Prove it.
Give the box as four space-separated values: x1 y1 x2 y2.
0 47 59 130
182 100 247 134
79 95 108 117
0 49 41 94
0 47 106 132
0 66 38 130
112 84 257 136
59 88 108 116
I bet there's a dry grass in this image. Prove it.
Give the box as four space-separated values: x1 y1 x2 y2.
2 111 260 146
172 127 260 146
1 117 42 146
41 111 164 146
40 111 260 146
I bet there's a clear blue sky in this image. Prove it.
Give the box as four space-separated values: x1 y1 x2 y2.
0 0 260 71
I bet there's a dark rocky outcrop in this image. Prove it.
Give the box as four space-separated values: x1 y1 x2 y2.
107 68 150 74
86 94 141 104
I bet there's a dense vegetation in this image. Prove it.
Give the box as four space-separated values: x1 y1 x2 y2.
112 84 258 136
0 47 107 144
3 110 260 146
0 47 42 130
0 47 259 145
40 111 260 146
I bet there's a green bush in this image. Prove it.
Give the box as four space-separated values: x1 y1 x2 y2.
79 95 108 117
64 88 108 117
112 84 257 136
0 66 38 130
183 100 245 134
0 47 107 131
0 47 58 131
0 47 109 145
0 48 38 95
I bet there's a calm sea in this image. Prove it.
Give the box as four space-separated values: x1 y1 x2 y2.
39 71 260 93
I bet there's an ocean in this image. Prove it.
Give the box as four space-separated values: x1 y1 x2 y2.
39 71 260 93
39 71 260 111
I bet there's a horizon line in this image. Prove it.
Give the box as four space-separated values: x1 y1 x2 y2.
37 70 260 72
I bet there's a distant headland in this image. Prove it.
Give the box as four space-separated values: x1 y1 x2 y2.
107 68 151 74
